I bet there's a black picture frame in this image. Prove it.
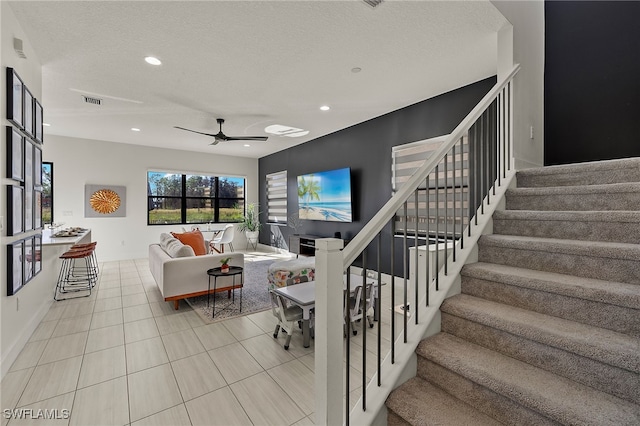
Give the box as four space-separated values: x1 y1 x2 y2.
6 126 24 182
23 86 34 138
24 236 34 285
34 190 43 230
6 68 24 130
7 185 24 236
33 234 42 277
34 144 42 187
24 140 33 232
34 99 43 144
7 239 24 296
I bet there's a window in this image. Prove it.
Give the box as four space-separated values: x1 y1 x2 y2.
147 171 245 225
266 170 287 223
42 162 53 225
392 135 469 238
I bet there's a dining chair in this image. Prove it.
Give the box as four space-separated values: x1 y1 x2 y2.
270 290 305 350
210 224 235 253
344 282 375 336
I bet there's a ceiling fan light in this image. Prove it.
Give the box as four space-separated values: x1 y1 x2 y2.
265 124 308 137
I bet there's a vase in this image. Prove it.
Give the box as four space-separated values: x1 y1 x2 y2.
221 266 229 273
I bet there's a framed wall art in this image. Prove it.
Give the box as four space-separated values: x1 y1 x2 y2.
85 184 126 217
34 190 43 230
6 185 24 236
34 99 43 144
33 234 42 277
24 236 34 285
7 239 24 296
24 140 33 232
23 86 34 138
6 68 24 130
6 126 24 182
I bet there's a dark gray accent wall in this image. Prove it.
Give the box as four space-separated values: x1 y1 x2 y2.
545 1 640 165
258 77 495 272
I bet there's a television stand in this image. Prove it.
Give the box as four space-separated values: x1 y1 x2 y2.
289 235 321 257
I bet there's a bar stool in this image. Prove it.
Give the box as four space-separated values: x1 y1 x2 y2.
54 246 97 300
68 241 99 285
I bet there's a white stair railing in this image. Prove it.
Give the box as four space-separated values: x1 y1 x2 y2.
314 64 520 425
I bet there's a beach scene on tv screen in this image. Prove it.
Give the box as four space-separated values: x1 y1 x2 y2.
297 168 352 222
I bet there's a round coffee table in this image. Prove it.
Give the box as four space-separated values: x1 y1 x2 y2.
207 266 243 318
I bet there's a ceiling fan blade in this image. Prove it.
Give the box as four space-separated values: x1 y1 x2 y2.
174 126 218 138
224 136 269 142
209 139 220 146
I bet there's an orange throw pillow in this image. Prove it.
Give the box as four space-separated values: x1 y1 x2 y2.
170 230 207 256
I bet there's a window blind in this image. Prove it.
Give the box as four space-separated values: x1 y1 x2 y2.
266 170 288 223
392 135 469 237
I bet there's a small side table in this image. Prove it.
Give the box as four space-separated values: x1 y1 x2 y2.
207 266 243 318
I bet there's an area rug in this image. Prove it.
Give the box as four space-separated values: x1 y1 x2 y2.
186 259 275 323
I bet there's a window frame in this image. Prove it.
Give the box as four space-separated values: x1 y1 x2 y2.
42 162 53 225
147 171 245 226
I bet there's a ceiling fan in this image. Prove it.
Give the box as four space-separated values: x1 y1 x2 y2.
174 118 268 145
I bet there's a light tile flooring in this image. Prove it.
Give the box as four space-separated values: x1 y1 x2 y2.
2 251 397 426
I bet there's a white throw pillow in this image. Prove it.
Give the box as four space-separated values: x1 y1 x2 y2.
159 233 195 258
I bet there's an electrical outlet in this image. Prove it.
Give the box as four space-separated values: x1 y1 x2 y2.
530 125 534 139
121 240 125 246
16 297 19 311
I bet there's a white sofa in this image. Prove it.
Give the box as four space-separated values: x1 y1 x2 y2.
149 233 244 309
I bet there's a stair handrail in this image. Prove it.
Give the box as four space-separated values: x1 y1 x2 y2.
343 64 520 268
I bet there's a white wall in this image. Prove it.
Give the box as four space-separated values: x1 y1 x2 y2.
1 2 46 379
492 0 545 169
44 135 259 262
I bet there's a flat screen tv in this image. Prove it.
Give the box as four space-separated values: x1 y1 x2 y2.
297 167 352 222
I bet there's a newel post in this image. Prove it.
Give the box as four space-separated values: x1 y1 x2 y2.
315 238 345 426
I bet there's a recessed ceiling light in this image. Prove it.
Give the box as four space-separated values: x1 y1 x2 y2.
144 56 162 66
320 105 331 111
43 123 51 127
244 144 251 147
131 128 141 132
351 67 362 73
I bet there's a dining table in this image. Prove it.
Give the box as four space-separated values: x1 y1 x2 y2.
272 273 377 348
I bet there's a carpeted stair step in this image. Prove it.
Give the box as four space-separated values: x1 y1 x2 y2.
516 157 640 188
478 234 640 285
493 210 640 243
460 262 640 337
417 333 640 426
440 294 640 404
386 377 501 426
505 182 640 211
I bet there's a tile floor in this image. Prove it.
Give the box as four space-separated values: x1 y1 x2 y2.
2 251 396 426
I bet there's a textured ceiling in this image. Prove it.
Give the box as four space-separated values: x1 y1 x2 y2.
8 1 507 159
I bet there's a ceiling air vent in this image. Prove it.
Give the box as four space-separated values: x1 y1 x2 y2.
363 0 384 8
82 95 102 105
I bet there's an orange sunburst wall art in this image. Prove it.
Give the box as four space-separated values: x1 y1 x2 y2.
84 185 126 217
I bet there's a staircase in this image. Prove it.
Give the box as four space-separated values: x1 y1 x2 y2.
386 158 640 425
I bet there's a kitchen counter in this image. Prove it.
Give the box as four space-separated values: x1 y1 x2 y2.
42 228 92 246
